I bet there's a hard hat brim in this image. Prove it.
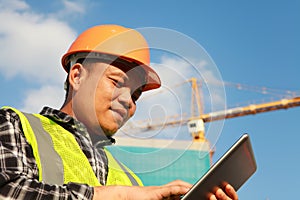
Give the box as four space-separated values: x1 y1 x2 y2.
62 51 161 92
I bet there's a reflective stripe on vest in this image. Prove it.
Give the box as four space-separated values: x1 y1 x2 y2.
23 112 65 185
4 107 142 186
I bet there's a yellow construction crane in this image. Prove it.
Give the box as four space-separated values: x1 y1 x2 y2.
120 78 300 142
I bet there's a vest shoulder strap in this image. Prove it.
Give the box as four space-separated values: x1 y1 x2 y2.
32 113 101 186
24 112 65 185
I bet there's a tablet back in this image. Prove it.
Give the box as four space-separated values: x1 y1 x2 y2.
182 134 256 200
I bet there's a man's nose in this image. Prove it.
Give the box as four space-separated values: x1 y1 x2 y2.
117 88 133 109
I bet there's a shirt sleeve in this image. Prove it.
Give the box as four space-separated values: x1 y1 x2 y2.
0 108 94 200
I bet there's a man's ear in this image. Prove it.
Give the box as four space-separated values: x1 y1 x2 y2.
68 63 87 91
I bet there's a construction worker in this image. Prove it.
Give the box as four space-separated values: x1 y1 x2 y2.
0 24 238 200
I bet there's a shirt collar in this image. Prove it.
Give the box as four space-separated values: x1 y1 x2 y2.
39 106 115 146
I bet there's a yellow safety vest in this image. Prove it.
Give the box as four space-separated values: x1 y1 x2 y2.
4 107 143 186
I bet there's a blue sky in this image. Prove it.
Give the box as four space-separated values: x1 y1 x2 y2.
0 0 299 199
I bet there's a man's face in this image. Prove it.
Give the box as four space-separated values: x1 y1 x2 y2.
72 62 144 137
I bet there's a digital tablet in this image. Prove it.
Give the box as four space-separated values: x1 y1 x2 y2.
181 134 257 200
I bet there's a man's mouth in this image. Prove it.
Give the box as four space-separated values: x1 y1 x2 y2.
111 108 128 124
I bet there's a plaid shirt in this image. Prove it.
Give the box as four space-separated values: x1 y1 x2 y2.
0 107 112 200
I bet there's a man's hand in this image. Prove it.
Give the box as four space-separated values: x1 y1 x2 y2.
93 181 238 200
208 184 238 200
93 180 191 200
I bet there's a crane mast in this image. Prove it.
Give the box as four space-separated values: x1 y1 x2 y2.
190 78 205 141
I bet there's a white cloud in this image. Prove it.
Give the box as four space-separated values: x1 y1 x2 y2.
52 0 87 20
149 56 226 115
0 1 77 84
21 85 65 113
153 56 192 86
0 0 81 111
63 0 86 14
0 0 29 11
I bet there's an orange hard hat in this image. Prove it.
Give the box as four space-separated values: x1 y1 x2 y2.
61 24 161 91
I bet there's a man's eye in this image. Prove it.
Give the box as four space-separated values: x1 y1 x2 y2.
111 78 124 88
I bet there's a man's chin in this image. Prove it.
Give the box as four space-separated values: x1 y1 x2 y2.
101 118 127 137
102 127 119 137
